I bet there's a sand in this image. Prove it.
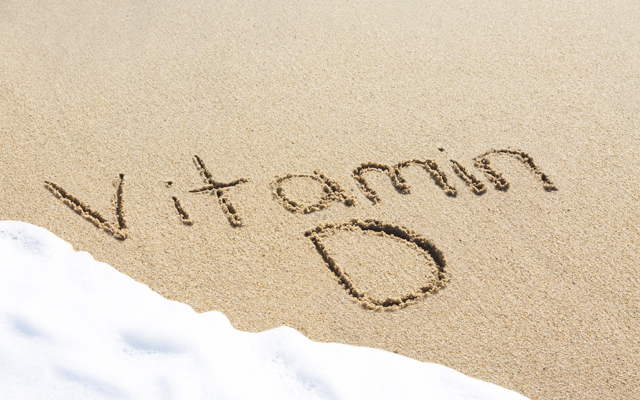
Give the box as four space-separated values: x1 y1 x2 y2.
1 0 638 398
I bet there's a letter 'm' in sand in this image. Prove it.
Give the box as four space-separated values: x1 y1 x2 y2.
353 159 457 204
450 160 487 195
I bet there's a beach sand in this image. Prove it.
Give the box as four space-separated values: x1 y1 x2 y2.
1 1 639 398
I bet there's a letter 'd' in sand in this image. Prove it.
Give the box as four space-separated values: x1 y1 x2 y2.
305 219 449 310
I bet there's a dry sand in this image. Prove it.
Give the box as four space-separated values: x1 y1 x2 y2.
1 1 639 398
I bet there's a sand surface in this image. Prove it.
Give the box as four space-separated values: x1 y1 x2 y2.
1 1 639 398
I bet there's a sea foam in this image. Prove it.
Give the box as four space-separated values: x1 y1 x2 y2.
0 221 528 399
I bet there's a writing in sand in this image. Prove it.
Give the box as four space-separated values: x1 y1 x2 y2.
44 148 557 310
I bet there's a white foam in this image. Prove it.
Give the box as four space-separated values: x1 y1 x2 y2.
0 221 528 399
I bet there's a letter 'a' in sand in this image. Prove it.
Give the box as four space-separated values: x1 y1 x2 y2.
271 171 356 214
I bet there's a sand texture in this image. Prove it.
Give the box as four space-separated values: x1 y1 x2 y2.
1 1 639 398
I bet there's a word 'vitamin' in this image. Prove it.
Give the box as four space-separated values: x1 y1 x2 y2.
44 149 557 238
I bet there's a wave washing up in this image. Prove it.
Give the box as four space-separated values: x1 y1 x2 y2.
0 221 527 399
